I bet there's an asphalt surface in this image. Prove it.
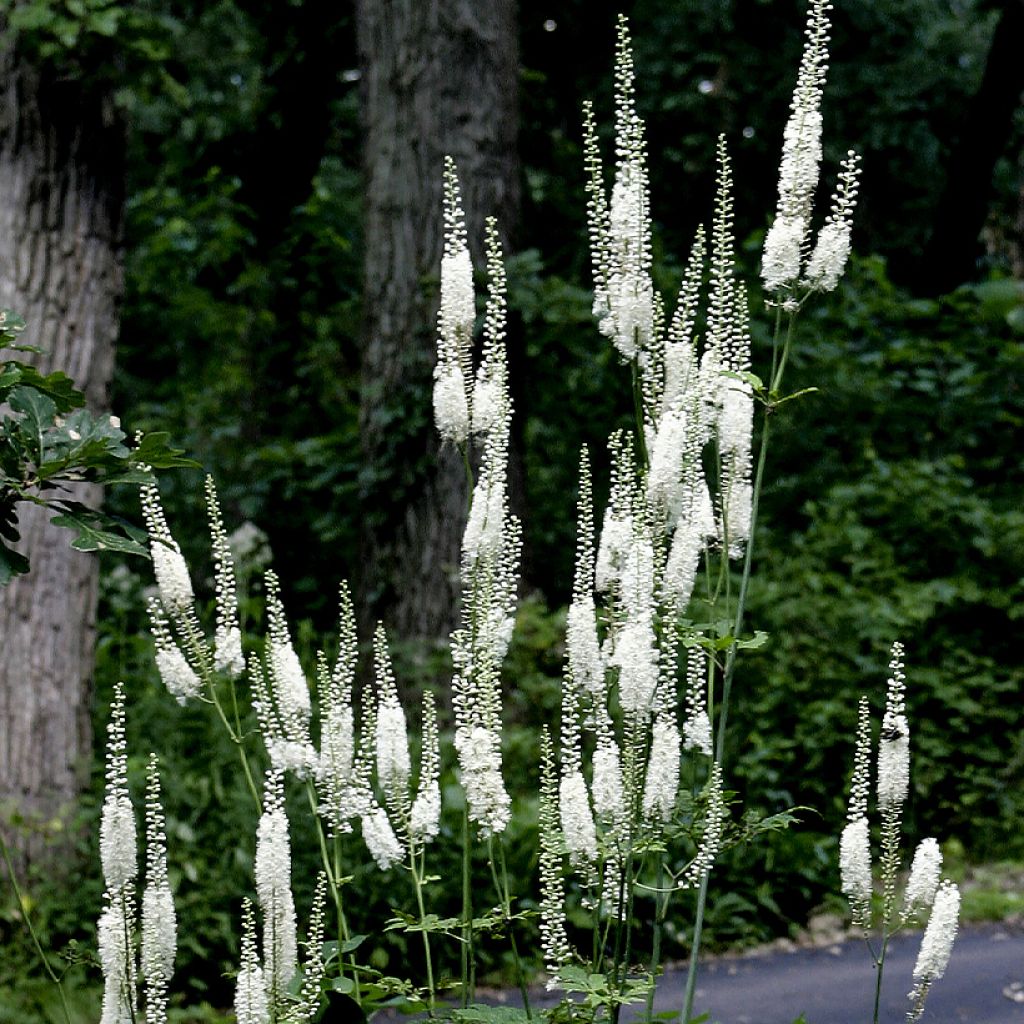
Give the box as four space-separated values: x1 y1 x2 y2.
647 922 1024 1024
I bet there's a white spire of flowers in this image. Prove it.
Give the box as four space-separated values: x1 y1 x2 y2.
234 900 269 1024
373 624 412 806
559 769 598 866
566 449 605 695
682 648 713 756
205 476 245 677
284 874 328 1024
148 598 202 704
761 0 832 292
840 696 873 928
538 731 571 985
258 572 315 777
908 880 960 1022
316 586 360 835
98 895 136 1024
642 716 682 821
433 156 474 444
254 770 297 1002
681 763 727 888
595 433 636 592
142 755 176 1024
718 283 754 558
587 16 655 362
804 151 862 292
591 732 626 825
902 837 943 923
100 681 137 894
409 692 442 844
140 476 194 615
361 804 404 870
98 681 137 1024
878 641 909 811
471 218 509 438
661 228 706 418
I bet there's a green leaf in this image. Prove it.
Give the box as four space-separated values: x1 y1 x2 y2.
340 934 367 953
330 976 355 994
9 366 83 411
0 540 30 586
451 1006 533 1024
735 630 770 650
132 431 199 469
7 386 57 462
48 504 149 557
771 386 820 408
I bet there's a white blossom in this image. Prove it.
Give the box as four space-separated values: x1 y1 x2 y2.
432 362 470 445
839 817 872 922
643 718 681 821
100 795 138 894
235 901 269 1024
595 511 633 592
362 806 404 870
609 618 659 714
375 702 411 797
762 214 807 292
254 777 297 998
455 725 511 836
590 739 625 823
207 476 245 679
142 756 176 1023
410 781 441 844
566 596 605 695
214 624 245 678
878 643 909 810
909 880 960 1017
440 246 475 350
903 838 942 921
805 151 862 292
98 897 135 1024
559 770 598 864
154 642 202 705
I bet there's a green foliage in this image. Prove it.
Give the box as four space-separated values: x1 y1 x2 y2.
0 309 195 583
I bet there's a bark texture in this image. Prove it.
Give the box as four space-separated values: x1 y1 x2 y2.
0 42 122 862
917 0 1024 294
356 0 520 642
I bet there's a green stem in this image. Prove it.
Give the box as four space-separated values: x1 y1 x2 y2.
0 832 73 1024
461 807 475 1006
872 933 889 1024
644 856 668 1023
631 360 650 469
410 848 437 1015
495 839 533 1020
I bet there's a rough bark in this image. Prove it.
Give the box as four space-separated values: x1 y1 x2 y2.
0 43 123 863
355 0 520 643
916 0 1024 294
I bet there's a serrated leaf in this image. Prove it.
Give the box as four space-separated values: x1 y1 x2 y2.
49 505 149 557
13 366 85 412
132 431 199 469
7 386 56 462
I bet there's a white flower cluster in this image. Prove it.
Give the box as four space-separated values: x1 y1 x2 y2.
761 0 861 295
838 645 960 1020
97 687 177 1024
206 476 245 678
682 647 713 757
253 572 316 777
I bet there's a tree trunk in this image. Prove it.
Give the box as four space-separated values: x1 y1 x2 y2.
0 43 123 864
915 0 1024 294
355 0 520 644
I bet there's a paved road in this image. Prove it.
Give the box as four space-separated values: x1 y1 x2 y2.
645 922 1024 1024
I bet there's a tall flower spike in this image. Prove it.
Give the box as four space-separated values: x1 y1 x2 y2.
682 762 727 888
682 647 713 756
254 770 298 1004
361 804 404 870
805 150 862 292
592 15 655 361
284 874 328 1024
903 838 942 923
262 572 315 777
840 695 873 928
662 227 706 417
538 730 571 986
642 715 682 822
761 0 832 292
908 880 960 1022
98 892 136 1024
140 475 194 614
235 899 269 1024
100 681 137 894
373 624 411 811
410 692 442 844
878 641 909 811
148 597 201 704
566 449 605 695
472 219 509 438
142 755 176 1024
316 586 360 834
206 476 244 677
559 768 598 866
433 156 473 444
